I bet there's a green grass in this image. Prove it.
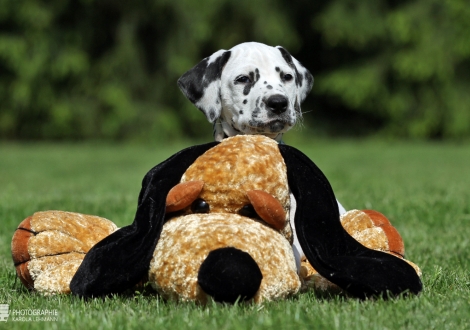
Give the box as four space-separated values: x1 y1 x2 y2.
1 140 469 329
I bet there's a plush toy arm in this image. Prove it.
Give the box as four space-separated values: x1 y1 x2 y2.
278 145 422 299
70 142 218 298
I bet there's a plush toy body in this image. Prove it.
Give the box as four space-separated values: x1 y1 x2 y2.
11 135 422 302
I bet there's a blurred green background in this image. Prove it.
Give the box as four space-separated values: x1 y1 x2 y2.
1 0 470 142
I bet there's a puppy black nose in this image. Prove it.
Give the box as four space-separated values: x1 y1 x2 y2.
266 95 288 114
198 247 262 304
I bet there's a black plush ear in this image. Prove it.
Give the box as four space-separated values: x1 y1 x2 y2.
177 50 232 123
278 145 422 299
70 142 218 298
276 46 314 103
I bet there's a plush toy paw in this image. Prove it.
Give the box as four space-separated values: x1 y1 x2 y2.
301 209 422 293
11 211 117 295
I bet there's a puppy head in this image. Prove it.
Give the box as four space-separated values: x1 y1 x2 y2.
178 42 314 140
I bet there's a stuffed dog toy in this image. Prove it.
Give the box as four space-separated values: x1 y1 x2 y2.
11 136 422 302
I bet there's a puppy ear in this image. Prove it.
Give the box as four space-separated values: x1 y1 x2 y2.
278 145 422 299
70 142 218 298
276 46 314 103
178 50 232 123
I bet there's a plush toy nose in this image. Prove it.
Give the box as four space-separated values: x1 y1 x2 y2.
197 247 262 304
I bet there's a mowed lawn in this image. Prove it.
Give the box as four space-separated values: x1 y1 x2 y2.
0 139 469 329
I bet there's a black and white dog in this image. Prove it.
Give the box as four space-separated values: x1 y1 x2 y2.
178 42 313 143
178 42 346 263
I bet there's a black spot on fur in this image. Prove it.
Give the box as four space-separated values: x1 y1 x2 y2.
249 119 261 128
264 81 267 84
177 51 232 103
279 70 286 83
275 67 280 72
278 47 293 67
209 109 216 121
305 70 314 88
266 85 273 89
243 79 253 95
231 124 241 132
239 110 243 115
278 47 303 88
249 118 279 130
243 99 247 104
252 106 260 118
294 97 300 113
269 121 286 132
243 69 260 96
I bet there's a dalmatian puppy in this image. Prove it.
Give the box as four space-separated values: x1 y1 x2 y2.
178 42 313 143
178 42 347 264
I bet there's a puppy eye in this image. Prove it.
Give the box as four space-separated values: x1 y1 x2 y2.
283 74 293 82
238 204 259 219
235 75 251 84
191 199 210 213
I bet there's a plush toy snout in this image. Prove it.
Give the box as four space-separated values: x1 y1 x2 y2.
148 213 301 304
198 246 263 303
164 178 288 304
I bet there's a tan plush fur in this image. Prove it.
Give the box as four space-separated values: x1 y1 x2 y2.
149 214 300 303
12 211 117 294
29 211 118 253
181 135 293 242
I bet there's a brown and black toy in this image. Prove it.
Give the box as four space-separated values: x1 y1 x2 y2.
11 136 422 302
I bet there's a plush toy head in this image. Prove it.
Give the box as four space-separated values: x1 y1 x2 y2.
169 135 294 239
149 136 299 303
